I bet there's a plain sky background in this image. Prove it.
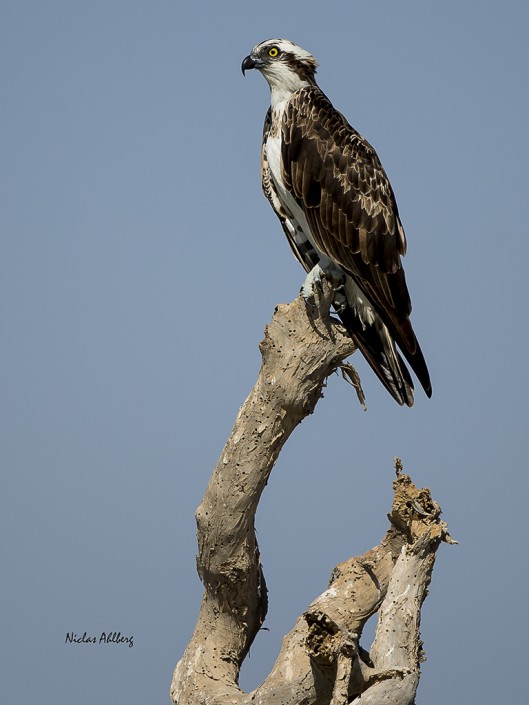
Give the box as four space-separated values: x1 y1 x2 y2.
1 1 528 703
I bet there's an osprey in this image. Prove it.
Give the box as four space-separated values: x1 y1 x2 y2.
242 39 431 406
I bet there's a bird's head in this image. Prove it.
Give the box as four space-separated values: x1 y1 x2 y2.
241 39 318 93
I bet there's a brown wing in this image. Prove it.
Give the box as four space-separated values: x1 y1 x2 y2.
281 87 431 397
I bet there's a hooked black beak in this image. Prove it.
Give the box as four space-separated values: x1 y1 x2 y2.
241 54 258 76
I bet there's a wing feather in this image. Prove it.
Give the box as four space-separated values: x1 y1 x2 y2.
281 86 431 397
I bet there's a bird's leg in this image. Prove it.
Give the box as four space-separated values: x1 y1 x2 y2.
301 264 325 307
301 261 344 312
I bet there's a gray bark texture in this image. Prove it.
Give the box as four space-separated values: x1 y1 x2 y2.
170 290 454 705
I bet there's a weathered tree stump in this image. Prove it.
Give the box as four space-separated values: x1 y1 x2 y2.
171 291 453 705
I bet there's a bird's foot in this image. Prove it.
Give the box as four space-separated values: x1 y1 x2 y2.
301 263 344 312
301 264 325 308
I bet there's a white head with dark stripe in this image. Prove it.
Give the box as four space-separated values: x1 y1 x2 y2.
242 39 318 99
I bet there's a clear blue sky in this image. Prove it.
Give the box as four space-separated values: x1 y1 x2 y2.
1 1 528 703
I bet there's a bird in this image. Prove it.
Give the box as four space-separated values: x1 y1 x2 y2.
241 39 431 406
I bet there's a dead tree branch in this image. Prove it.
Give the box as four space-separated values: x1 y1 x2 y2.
171 290 452 705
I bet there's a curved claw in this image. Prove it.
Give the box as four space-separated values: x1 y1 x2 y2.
303 296 320 310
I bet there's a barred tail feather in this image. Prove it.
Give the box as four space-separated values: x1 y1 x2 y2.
338 306 415 407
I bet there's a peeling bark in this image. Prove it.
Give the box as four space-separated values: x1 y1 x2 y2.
170 291 453 705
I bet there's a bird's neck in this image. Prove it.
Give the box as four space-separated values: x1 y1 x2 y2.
264 69 313 112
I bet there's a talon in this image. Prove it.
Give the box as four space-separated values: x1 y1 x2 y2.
304 298 319 310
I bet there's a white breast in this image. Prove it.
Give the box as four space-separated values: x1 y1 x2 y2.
265 110 332 268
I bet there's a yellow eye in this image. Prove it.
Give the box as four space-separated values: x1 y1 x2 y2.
268 47 279 58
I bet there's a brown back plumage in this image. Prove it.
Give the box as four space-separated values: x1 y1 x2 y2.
280 86 432 398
